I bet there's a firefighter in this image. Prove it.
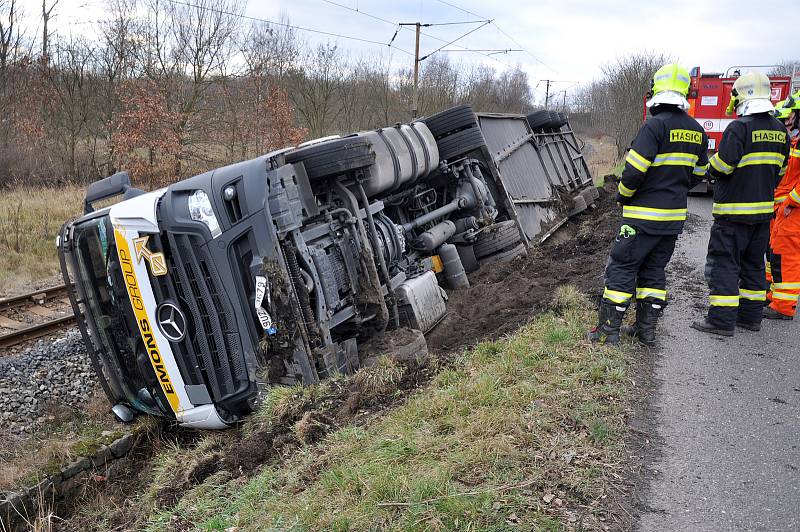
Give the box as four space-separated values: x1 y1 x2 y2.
692 72 790 336
764 99 793 296
765 92 800 320
589 64 709 346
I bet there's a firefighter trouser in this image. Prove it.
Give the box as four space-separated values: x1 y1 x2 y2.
768 215 800 316
602 225 677 309
704 220 769 329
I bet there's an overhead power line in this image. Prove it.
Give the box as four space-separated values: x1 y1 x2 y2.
419 20 491 61
318 0 515 69
431 0 552 69
162 0 415 56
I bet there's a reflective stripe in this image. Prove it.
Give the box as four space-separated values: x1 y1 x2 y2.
618 181 636 197
693 165 708 176
623 205 687 221
773 282 800 289
790 189 800 204
773 291 800 302
603 288 632 304
766 262 772 273
636 287 666 300
709 153 734 174
651 152 699 167
739 288 766 301
779 166 787 177
791 148 800 158
626 149 652 173
738 152 785 167
676 73 690 84
775 195 787 204
710 294 739 307
712 201 774 215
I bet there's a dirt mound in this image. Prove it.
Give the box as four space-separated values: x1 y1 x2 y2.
427 184 619 354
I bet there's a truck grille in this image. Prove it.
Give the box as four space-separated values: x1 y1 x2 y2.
150 232 247 404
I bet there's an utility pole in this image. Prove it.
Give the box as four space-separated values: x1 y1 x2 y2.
544 79 551 109
413 23 420 118
400 22 429 119
398 19 497 120
539 80 579 109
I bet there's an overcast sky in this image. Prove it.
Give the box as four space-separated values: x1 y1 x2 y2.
22 0 800 101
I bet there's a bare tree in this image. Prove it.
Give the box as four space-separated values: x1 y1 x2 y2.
42 38 97 180
290 43 344 138
601 52 670 156
768 60 799 77
41 0 58 61
137 0 244 175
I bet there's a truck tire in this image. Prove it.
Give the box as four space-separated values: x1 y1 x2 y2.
473 220 523 259
421 105 478 139
285 137 375 180
436 126 486 161
478 242 527 266
526 110 552 131
549 111 566 130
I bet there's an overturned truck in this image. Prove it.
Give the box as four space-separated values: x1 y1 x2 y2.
58 106 596 429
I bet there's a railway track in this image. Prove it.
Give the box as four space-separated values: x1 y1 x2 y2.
0 284 76 349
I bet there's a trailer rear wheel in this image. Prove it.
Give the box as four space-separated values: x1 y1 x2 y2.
526 110 552 131
285 137 375 180
549 111 567 130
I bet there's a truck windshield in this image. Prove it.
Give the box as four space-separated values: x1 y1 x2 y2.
72 216 166 415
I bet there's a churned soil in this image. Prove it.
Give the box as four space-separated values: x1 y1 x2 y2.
427 183 619 354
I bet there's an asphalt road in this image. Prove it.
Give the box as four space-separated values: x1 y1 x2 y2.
638 195 800 531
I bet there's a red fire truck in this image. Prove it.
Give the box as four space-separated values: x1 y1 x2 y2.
686 66 797 153
645 65 800 192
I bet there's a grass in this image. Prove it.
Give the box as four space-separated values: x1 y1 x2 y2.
0 186 84 294
0 390 129 492
66 285 633 531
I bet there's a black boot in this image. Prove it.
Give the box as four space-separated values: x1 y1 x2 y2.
588 301 627 346
621 301 663 347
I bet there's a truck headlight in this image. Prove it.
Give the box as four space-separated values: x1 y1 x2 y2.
188 190 221 238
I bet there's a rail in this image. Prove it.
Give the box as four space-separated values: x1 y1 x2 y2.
0 284 76 349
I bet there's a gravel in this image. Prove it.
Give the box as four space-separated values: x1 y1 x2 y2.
0 330 97 434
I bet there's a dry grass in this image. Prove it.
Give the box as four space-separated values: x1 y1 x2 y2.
582 136 620 187
68 286 634 531
0 390 122 492
0 186 84 295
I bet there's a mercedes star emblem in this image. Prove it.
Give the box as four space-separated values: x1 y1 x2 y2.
156 302 187 342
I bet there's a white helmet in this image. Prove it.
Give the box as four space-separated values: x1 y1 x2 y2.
727 71 774 116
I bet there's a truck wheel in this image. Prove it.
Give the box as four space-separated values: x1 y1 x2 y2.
285 137 375 180
478 242 527 267
436 127 486 161
420 105 478 139
526 110 552 131
473 220 523 259
548 111 566 130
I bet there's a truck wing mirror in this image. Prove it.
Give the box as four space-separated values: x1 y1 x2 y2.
83 171 144 214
